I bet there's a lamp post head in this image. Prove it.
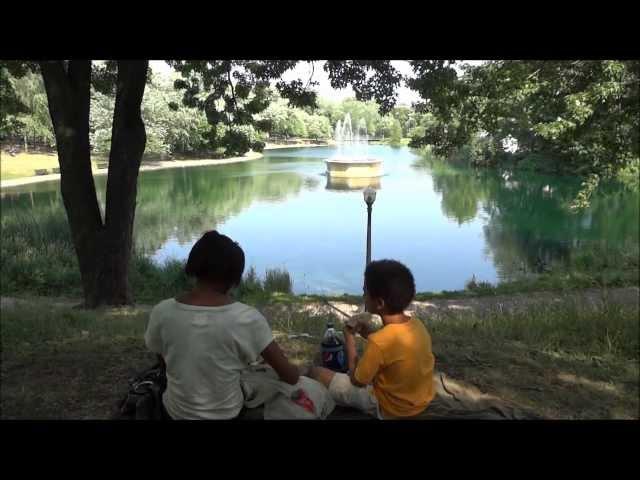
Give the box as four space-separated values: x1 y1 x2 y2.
363 186 377 206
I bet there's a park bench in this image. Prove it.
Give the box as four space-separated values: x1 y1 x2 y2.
34 169 49 176
97 162 108 170
53 167 60 174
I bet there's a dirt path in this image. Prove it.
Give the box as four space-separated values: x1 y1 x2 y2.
2 286 637 319
260 286 640 327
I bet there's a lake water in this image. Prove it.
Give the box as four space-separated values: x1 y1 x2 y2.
2 145 638 294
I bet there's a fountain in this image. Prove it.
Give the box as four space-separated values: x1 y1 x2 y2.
325 113 383 178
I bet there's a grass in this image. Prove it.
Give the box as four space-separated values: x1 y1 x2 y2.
425 299 639 419
0 150 256 182
1 295 637 419
0 151 108 180
428 297 638 361
0 301 154 420
0 209 292 303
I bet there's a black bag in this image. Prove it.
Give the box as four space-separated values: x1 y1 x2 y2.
114 363 168 420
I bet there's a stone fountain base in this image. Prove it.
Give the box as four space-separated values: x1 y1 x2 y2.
325 157 383 178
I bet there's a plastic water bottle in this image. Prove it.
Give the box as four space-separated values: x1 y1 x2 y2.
321 322 347 372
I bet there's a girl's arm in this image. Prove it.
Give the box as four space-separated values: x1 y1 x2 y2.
260 341 301 385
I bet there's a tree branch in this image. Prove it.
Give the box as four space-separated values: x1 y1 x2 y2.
105 60 148 229
305 61 315 89
227 63 239 119
39 61 73 137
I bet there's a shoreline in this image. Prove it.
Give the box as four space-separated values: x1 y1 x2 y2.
0 143 331 190
264 142 331 150
0 151 263 189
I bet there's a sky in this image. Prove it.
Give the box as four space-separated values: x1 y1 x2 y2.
149 60 485 107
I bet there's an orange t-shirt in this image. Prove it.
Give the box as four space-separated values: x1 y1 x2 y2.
354 317 436 418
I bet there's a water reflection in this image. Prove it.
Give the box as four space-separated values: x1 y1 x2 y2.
1 159 306 256
2 146 638 294
414 156 640 282
325 175 382 191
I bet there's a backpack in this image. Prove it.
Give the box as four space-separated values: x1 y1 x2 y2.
114 363 167 420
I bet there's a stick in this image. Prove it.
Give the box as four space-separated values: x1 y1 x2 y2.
322 299 353 319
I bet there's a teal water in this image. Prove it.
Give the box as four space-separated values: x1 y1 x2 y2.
2 145 638 294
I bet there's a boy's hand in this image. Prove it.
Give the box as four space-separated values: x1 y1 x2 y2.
345 313 374 339
355 323 371 339
343 324 356 336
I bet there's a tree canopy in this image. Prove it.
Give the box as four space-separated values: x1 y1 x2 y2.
167 60 402 154
408 60 640 179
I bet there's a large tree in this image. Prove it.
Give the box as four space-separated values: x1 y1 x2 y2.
408 60 640 176
39 60 149 307
1 60 402 307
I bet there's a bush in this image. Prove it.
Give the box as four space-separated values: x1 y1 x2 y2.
465 275 496 295
236 266 262 296
264 268 293 294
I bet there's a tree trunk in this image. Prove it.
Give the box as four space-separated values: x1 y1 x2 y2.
24 133 28 153
40 61 103 306
90 61 148 307
40 60 148 308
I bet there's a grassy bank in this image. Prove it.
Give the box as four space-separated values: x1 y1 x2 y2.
427 299 638 419
0 152 107 180
1 293 637 419
0 150 261 183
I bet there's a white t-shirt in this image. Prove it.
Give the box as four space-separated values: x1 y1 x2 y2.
144 298 274 420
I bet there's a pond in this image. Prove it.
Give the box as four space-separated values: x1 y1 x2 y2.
2 145 638 294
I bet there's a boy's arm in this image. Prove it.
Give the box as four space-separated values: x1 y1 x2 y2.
343 326 369 388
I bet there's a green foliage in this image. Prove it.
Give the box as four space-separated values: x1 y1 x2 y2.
264 268 293 293
390 106 412 136
259 97 334 140
305 114 332 140
169 61 403 156
388 117 403 146
339 98 382 136
217 123 264 157
323 60 401 114
0 68 55 146
464 275 495 294
616 158 640 189
445 134 505 167
234 267 293 305
0 62 36 139
408 60 640 187
90 75 211 157
570 173 601 211
2 61 409 158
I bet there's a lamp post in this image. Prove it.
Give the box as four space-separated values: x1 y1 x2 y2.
363 186 377 267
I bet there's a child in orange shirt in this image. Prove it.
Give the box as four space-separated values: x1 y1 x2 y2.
308 260 435 419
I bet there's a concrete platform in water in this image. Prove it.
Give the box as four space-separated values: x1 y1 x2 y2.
325 157 383 178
